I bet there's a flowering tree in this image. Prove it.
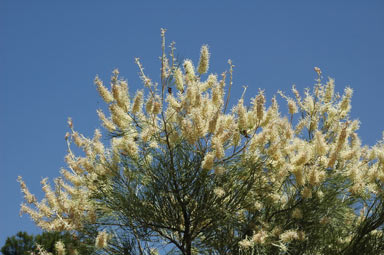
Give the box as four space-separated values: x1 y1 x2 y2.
19 29 384 255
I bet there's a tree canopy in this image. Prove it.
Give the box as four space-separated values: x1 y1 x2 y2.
1 232 35 255
1 231 93 255
18 29 384 255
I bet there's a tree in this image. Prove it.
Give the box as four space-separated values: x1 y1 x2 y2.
18 29 384 255
1 231 94 255
1 232 35 255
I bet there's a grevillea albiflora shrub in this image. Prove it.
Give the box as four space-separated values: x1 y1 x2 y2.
19 29 384 255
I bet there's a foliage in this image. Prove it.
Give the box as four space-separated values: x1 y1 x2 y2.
18 29 384 255
1 231 93 255
1 232 35 255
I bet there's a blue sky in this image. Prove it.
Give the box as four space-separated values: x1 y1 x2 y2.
1 0 384 250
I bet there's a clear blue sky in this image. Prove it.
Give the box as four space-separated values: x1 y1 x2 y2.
1 0 384 250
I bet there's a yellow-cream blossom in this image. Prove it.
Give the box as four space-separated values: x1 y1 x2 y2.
95 231 109 249
197 45 210 75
